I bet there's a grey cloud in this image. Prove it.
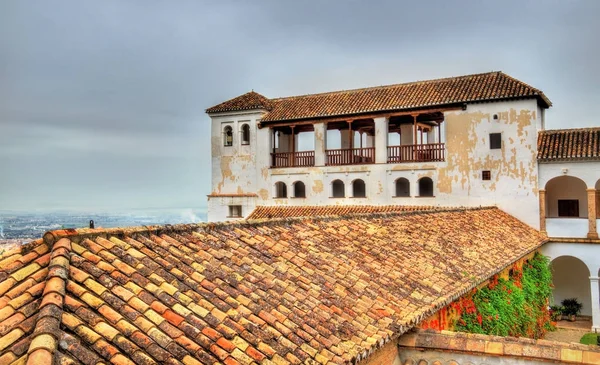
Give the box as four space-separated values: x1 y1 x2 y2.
0 0 598 210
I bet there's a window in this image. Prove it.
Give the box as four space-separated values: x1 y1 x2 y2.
352 179 366 198
489 133 501 149
418 177 434 197
482 170 491 180
274 182 287 198
241 124 250 145
228 205 242 218
395 178 410 197
224 126 233 146
558 200 579 217
332 180 345 198
293 181 306 198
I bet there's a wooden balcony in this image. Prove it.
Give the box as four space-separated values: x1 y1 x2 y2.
271 151 315 168
388 143 445 163
325 147 375 166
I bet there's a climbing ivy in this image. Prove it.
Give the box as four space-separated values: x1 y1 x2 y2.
454 252 553 338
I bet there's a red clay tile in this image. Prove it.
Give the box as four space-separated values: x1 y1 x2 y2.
208 72 551 120
39 292 63 309
162 310 184 327
26 348 53 365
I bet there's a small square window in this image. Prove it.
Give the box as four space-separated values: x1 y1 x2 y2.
228 205 242 218
558 200 579 217
489 133 501 149
482 170 491 180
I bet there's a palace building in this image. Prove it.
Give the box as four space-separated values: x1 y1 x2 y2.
205 71 549 228
206 71 600 333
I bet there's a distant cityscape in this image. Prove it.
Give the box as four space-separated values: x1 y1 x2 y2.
0 208 207 243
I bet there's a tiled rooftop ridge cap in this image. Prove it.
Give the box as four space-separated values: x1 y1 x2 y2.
23 237 71 364
41 206 497 245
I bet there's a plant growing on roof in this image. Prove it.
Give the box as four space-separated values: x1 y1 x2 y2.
453 252 553 339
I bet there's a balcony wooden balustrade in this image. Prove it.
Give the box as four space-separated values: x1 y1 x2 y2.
325 147 375 166
271 151 315 168
388 143 445 163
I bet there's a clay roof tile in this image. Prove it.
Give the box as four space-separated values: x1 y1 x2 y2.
0 207 544 364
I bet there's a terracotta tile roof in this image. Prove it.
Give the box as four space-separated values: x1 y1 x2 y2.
538 127 600 162
206 91 273 114
0 207 544 365
206 72 551 122
247 205 439 220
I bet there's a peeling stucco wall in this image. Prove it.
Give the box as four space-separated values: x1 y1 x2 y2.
207 110 264 221
208 100 542 226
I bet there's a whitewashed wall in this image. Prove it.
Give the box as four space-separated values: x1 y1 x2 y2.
207 99 542 226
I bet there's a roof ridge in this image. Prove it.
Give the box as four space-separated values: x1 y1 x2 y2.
270 71 503 101
41 206 498 244
23 238 71 364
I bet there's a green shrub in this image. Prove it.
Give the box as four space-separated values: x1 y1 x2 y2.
454 252 553 338
580 333 599 345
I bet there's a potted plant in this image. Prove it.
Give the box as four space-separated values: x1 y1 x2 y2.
549 305 563 322
561 298 583 321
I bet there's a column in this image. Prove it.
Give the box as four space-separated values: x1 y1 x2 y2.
590 276 600 332
588 188 598 239
314 123 326 166
412 114 418 160
289 126 295 167
539 189 547 235
374 117 389 164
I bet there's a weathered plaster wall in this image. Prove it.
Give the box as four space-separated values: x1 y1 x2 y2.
208 99 541 225
207 109 265 221
435 100 540 228
207 196 257 222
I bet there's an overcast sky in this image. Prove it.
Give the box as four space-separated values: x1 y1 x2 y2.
1 0 599 212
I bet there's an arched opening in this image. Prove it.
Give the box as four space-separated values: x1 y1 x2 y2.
395 178 410 197
332 180 345 198
550 256 592 316
418 177 434 197
352 179 366 198
274 182 287 198
545 176 588 217
241 124 250 145
223 126 233 146
293 181 306 198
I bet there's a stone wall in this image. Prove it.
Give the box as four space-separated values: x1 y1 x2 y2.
396 329 600 364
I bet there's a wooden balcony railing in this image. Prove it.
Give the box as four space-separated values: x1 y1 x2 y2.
325 147 375 166
271 151 315 168
388 143 445 163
